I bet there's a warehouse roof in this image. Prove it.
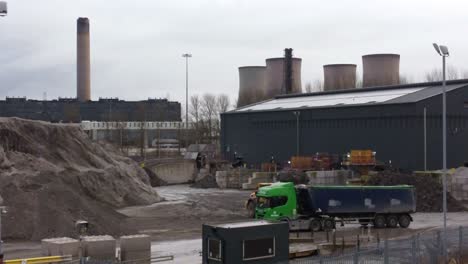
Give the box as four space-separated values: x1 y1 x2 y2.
231 79 468 113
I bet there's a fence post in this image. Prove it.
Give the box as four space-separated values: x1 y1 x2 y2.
459 226 463 264
353 249 359 264
417 233 421 264
384 239 389 264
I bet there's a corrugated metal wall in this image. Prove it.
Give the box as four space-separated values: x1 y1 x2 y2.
221 87 468 170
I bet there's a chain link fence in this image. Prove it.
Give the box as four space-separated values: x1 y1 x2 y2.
293 226 468 264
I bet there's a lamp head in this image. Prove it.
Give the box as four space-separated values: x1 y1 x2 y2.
433 43 442 56
439 45 449 56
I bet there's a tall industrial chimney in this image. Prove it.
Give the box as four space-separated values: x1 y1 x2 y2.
77 17 91 102
362 54 400 88
323 64 357 91
265 50 302 99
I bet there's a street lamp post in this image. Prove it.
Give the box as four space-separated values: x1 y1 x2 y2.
182 53 192 131
433 43 449 261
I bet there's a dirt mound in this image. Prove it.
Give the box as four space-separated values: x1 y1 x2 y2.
367 171 466 212
191 174 218 188
0 118 161 240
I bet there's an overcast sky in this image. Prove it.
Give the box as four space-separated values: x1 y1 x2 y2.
0 0 467 105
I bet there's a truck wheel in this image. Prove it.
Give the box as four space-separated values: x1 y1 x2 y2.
247 202 255 218
386 215 398 228
398 214 411 228
373 215 386 228
323 218 335 231
310 219 322 232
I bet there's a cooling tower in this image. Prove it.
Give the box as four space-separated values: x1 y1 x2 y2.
237 66 266 107
77 17 91 102
323 64 357 91
362 54 400 87
265 57 302 98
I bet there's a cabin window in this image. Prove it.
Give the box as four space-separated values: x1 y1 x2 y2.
207 238 222 261
243 237 275 260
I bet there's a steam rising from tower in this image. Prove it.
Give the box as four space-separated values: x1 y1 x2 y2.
77 17 91 102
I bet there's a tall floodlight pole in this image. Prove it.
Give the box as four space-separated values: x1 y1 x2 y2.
0 3 7 261
182 54 192 131
433 43 449 261
0 1 6 17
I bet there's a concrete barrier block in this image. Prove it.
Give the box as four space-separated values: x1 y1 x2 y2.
120 235 150 252
41 237 79 257
82 235 116 260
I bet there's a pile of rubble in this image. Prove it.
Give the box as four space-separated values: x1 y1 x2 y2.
0 118 161 240
367 171 466 212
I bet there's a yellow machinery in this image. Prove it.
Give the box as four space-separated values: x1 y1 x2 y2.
5 255 72 264
343 150 377 176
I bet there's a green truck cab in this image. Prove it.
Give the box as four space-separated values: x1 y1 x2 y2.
255 182 297 220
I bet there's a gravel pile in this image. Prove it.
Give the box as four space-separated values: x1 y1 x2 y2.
0 118 161 240
367 171 466 212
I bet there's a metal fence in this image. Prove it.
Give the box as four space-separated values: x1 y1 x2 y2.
292 226 468 264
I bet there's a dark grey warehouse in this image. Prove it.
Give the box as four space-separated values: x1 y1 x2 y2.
221 80 468 171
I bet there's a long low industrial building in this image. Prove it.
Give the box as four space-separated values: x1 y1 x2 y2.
221 80 468 170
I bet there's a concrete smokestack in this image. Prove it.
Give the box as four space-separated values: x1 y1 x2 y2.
237 66 266 107
77 17 91 102
323 64 357 91
362 54 400 88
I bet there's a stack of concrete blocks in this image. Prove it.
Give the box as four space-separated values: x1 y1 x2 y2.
242 172 275 190
449 167 468 201
82 235 116 260
120 235 151 264
216 168 255 189
306 170 351 185
41 237 80 257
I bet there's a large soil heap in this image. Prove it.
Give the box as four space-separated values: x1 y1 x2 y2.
0 118 161 240
367 171 465 212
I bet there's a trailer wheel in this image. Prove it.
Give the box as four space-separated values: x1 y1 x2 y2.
373 215 386 228
310 219 322 232
386 215 398 228
323 218 335 231
398 214 411 228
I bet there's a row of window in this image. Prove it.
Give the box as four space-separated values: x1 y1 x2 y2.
83 122 185 129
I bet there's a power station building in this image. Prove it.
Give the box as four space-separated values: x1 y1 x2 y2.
0 97 181 122
221 80 468 170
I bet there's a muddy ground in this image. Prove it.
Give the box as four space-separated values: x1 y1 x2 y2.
4 185 468 263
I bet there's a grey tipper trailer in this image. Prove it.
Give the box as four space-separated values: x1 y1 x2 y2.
202 220 289 264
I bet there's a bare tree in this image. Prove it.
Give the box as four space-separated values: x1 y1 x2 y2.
424 65 459 82
201 93 217 140
399 74 413 84
304 82 312 93
216 94 230 114
312 79 323 92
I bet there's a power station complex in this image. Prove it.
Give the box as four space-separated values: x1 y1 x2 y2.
0 17 181 123
223 50 468 170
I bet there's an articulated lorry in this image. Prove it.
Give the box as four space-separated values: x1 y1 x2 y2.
255 182 416 231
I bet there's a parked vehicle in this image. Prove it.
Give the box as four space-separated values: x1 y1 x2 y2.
255 182 416 231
